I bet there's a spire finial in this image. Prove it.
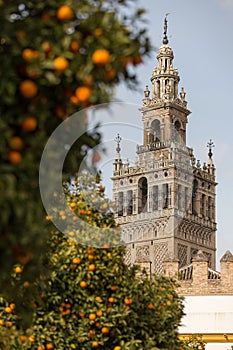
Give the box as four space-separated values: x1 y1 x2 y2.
207 139 215 160
163 14 169 45
115 133 122 153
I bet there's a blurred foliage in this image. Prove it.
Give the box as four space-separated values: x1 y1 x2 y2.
0 175 186 349
181 335 206 350
0 0 151 297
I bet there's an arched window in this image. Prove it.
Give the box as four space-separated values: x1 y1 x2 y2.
138 177 148 213
200 194 205 216
162 183 169 209
152 185 158 211
118 192 123 217
126 190 133 215
151 119 161 142
192 180 198 215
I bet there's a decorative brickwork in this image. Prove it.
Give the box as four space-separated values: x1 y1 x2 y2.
178 244 188 267
154 243 168 275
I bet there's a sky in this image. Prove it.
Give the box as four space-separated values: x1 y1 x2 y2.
114 0 233 266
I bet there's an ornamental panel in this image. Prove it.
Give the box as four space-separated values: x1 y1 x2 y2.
154 243 168 275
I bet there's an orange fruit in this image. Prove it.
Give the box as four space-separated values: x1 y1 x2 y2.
92 341 98 347
10 303 15 310
73 257 81 264
111 286 117 292
94 28 103 37
88 254 94 260
5 307 12 314
46 344 53 350
80 281 87 288
70 202 77 209
0 320 5 326
88 264 96 271
70 95 79 105
20 336 27 342
108 297 114 303
96 310 103 316
125 298 133 305
7 321 13 327
167 300 171 306
87 248 94 254
70 40 80 53
37 347 44 350
106 68 116 79
9 136 23 150
24 281 30 288
22 48 39 62
15 266 23 273
114 347 121 350
147 303 154 310
29 335 35 343
53 57 69 71
8 151 22 164
75 86 91 102
42 41 52 53
101 327 109 334
21 116 37 132
57 5 74 21
19 80 38 98
87 210 92 216
95 296 102 302
92 49 110 65
89 313 96 321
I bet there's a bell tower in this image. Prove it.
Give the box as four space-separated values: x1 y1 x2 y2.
112 17 217 275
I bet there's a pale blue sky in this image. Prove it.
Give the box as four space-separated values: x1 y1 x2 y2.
90 0 233 265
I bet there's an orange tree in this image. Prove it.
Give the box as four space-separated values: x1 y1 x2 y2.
0 0 151 295
0 175 185 350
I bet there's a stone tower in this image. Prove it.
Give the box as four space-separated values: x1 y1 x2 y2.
111 17 217 275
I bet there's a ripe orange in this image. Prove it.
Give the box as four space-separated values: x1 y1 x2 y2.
114 347 121 350
22 116 37 132
89 313 96 321
7 321 13 327
73 257 81 264
80 281 87 288
94 28 103 37
75 86 91 102
96 310 103 316
88 254 94 260
87 210 92 216
95 296 102 302
70 40 80 53
53 57 69 71
5 307 12 314
0 319 4 326
70 202 77 209
125 298 133 305
8 151 22 164
19 80 38 98
22 48 39 62
9 136 23 150
108 297 114 303
57 5 74 21
10 303 15 310
37 346 44 350
78 311 84 317
24 281 30 288
167 300 171 306
92 49 110 65
147 303 154 310
87 248 94 254
70 95 79 105
88 264 96 271
15 265 23 273
106 68 116 80
46 343 53 350
29 335 35 343
92 341 98 347
20 335 27 342
41 41 52 53
111 286 117 292
101 327 109 334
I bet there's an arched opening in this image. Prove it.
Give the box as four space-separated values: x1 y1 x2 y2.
200 194 205 216
138 177 148 214
126 190 133 215
192 180 198 215
162 183 169 209
151 119 161 142
118 192 123 217
152 185 158 211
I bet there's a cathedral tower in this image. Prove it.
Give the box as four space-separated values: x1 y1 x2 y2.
112 18 217 275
